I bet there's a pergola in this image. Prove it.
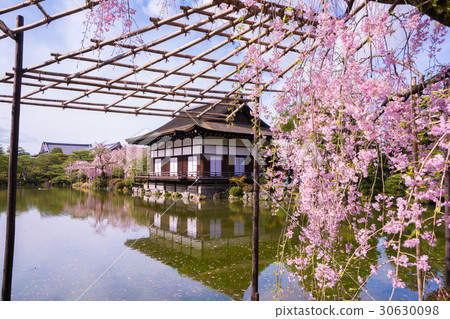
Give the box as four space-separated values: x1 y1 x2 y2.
0 0 321 301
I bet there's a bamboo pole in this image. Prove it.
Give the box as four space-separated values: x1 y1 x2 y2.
225 37 309 120
24 69 236 95
105 6 240 87
150 20 285 114
0 98 225 120
60 55 243 83
14 73 241 102
1 15 23 302
0 20 15 40
199 26 309 118
0 1 217 82
22 4 238 103
104 11 263 110
0 95 228 117
0 1 103 40
0 0 45 15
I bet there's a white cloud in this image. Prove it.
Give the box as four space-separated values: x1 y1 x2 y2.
140 0 176 18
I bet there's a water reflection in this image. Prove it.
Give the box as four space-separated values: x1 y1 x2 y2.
1 188 443 300
0 188 290 300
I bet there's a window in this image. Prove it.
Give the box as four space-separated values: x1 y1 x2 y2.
210 155 222 176
154 158 161 175
235 157 245 175
188 156 198 175
170 158 177 176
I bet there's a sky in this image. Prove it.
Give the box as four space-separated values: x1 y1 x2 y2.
0 0 449 155
0 0 209 154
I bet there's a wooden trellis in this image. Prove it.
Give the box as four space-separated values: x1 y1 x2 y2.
0 0 315 119
0 0 319 302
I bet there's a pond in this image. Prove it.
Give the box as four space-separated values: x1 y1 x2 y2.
0 188 443 301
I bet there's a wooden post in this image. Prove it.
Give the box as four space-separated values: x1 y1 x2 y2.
2 15 24 302
251 101 260 301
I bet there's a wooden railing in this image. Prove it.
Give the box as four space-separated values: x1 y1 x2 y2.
134 171 251 180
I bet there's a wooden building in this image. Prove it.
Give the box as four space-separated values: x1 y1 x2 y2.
127 104 271 197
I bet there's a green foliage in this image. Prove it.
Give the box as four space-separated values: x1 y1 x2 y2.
124 178 134 188
115 181 126 192
229 186 243 197
230 175 246 187
174 192 182 199
50 147 63 154
384 173 407 197
164 192 173 198
68 150 94 163
51 175 69 184
91 180 100 189
108 178 123 188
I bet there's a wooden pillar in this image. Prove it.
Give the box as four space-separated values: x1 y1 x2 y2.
2 15 24 302
251 101 260 301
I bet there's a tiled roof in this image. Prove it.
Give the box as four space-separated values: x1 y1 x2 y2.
127 104 272 145
39 142 93 155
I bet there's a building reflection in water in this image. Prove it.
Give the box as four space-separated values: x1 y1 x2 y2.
209 218 221 239
234 219 245 236
154 213 161 228
169 215 178 233
187 217 197 238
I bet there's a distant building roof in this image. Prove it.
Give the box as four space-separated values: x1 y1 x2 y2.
38 142 93 155
103 142 122 151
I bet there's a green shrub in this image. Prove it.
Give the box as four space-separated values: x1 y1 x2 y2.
229 186 243 197
164 192 173 198
174 192 182 199
123 186 130 194
108 178 122 188
384 173 407 197
124 178 134 188
91 180 99 189
230 175 246 187
115 181 126 192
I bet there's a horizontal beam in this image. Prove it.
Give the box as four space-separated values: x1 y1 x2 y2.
0 1 103 41
0 98 226 120
1 79 234 107
0 0 45 15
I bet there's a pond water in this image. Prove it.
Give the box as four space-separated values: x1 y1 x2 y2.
0 188 443 301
